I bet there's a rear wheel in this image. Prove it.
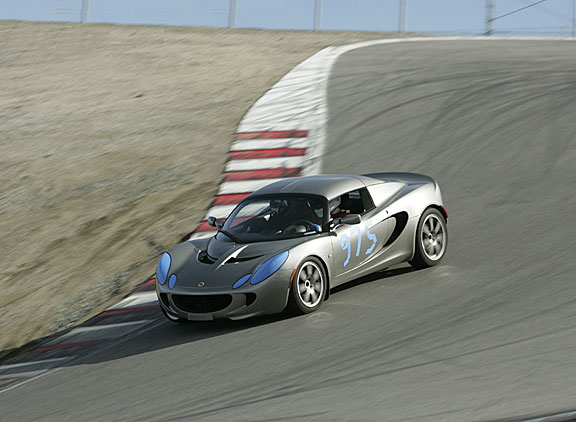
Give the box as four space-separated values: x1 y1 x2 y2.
410 208 448 268
287 257 327 315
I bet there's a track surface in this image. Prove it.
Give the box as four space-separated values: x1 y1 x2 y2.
2 40 576 421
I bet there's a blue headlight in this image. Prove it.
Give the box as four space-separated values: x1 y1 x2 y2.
232 274 252 289
156 253 171 285
168 274 177 289
251 251 289 285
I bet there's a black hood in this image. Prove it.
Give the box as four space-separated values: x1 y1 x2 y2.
164 234 312 290
206 232 306 262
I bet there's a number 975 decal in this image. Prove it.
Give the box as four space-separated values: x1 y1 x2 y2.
339 220 378 267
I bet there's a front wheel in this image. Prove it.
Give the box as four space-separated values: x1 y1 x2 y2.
287 257 327 315
161 307 188 324
410 208 448 268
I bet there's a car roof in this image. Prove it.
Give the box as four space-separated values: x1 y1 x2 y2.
249 174 379 200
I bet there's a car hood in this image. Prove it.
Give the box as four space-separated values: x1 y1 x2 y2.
164 234 309 290
206 233 305 261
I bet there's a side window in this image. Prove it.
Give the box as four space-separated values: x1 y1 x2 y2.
329 188 375 219
360 188 375 212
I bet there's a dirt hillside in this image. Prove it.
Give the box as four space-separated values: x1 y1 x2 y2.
0 21 408 356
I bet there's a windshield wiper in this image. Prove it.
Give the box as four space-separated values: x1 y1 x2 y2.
218 229 242 244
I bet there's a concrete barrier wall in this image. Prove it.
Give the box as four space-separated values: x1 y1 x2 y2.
407 0 484 33
0 0 564 36
0 0 82 23
235 0 315 31
321 0 399 32
86 0 230 27
0 0 407 31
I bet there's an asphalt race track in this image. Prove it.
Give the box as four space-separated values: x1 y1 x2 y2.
2 40 576 421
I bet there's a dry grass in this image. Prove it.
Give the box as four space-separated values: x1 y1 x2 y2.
0 21 410 355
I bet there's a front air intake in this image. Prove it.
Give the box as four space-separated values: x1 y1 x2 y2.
171 294 232 313
197 251 217 264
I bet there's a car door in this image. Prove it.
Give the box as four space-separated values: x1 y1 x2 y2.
329 188 389 285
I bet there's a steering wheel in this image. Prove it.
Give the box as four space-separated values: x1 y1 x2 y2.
284 219 316 234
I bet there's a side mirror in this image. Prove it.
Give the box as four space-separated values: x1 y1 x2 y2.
332 214 362 227
340 214 362 225
207 216 223 229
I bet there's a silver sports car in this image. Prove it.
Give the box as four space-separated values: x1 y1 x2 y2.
156 173 447 322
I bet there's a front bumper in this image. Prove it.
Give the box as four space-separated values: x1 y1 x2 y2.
156 275 290 321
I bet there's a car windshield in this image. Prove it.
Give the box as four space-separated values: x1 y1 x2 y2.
222 196 326 242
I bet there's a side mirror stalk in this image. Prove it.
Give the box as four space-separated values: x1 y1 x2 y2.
207 216 224 229
331 214 362 227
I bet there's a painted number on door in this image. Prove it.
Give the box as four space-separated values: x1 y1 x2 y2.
339 220 378 267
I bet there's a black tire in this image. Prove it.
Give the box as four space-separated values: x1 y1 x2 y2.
161 307 188 324
409 208 448 268
287 257 327 315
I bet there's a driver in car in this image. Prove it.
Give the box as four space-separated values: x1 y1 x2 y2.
273 198 322 234
247 198 322 235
